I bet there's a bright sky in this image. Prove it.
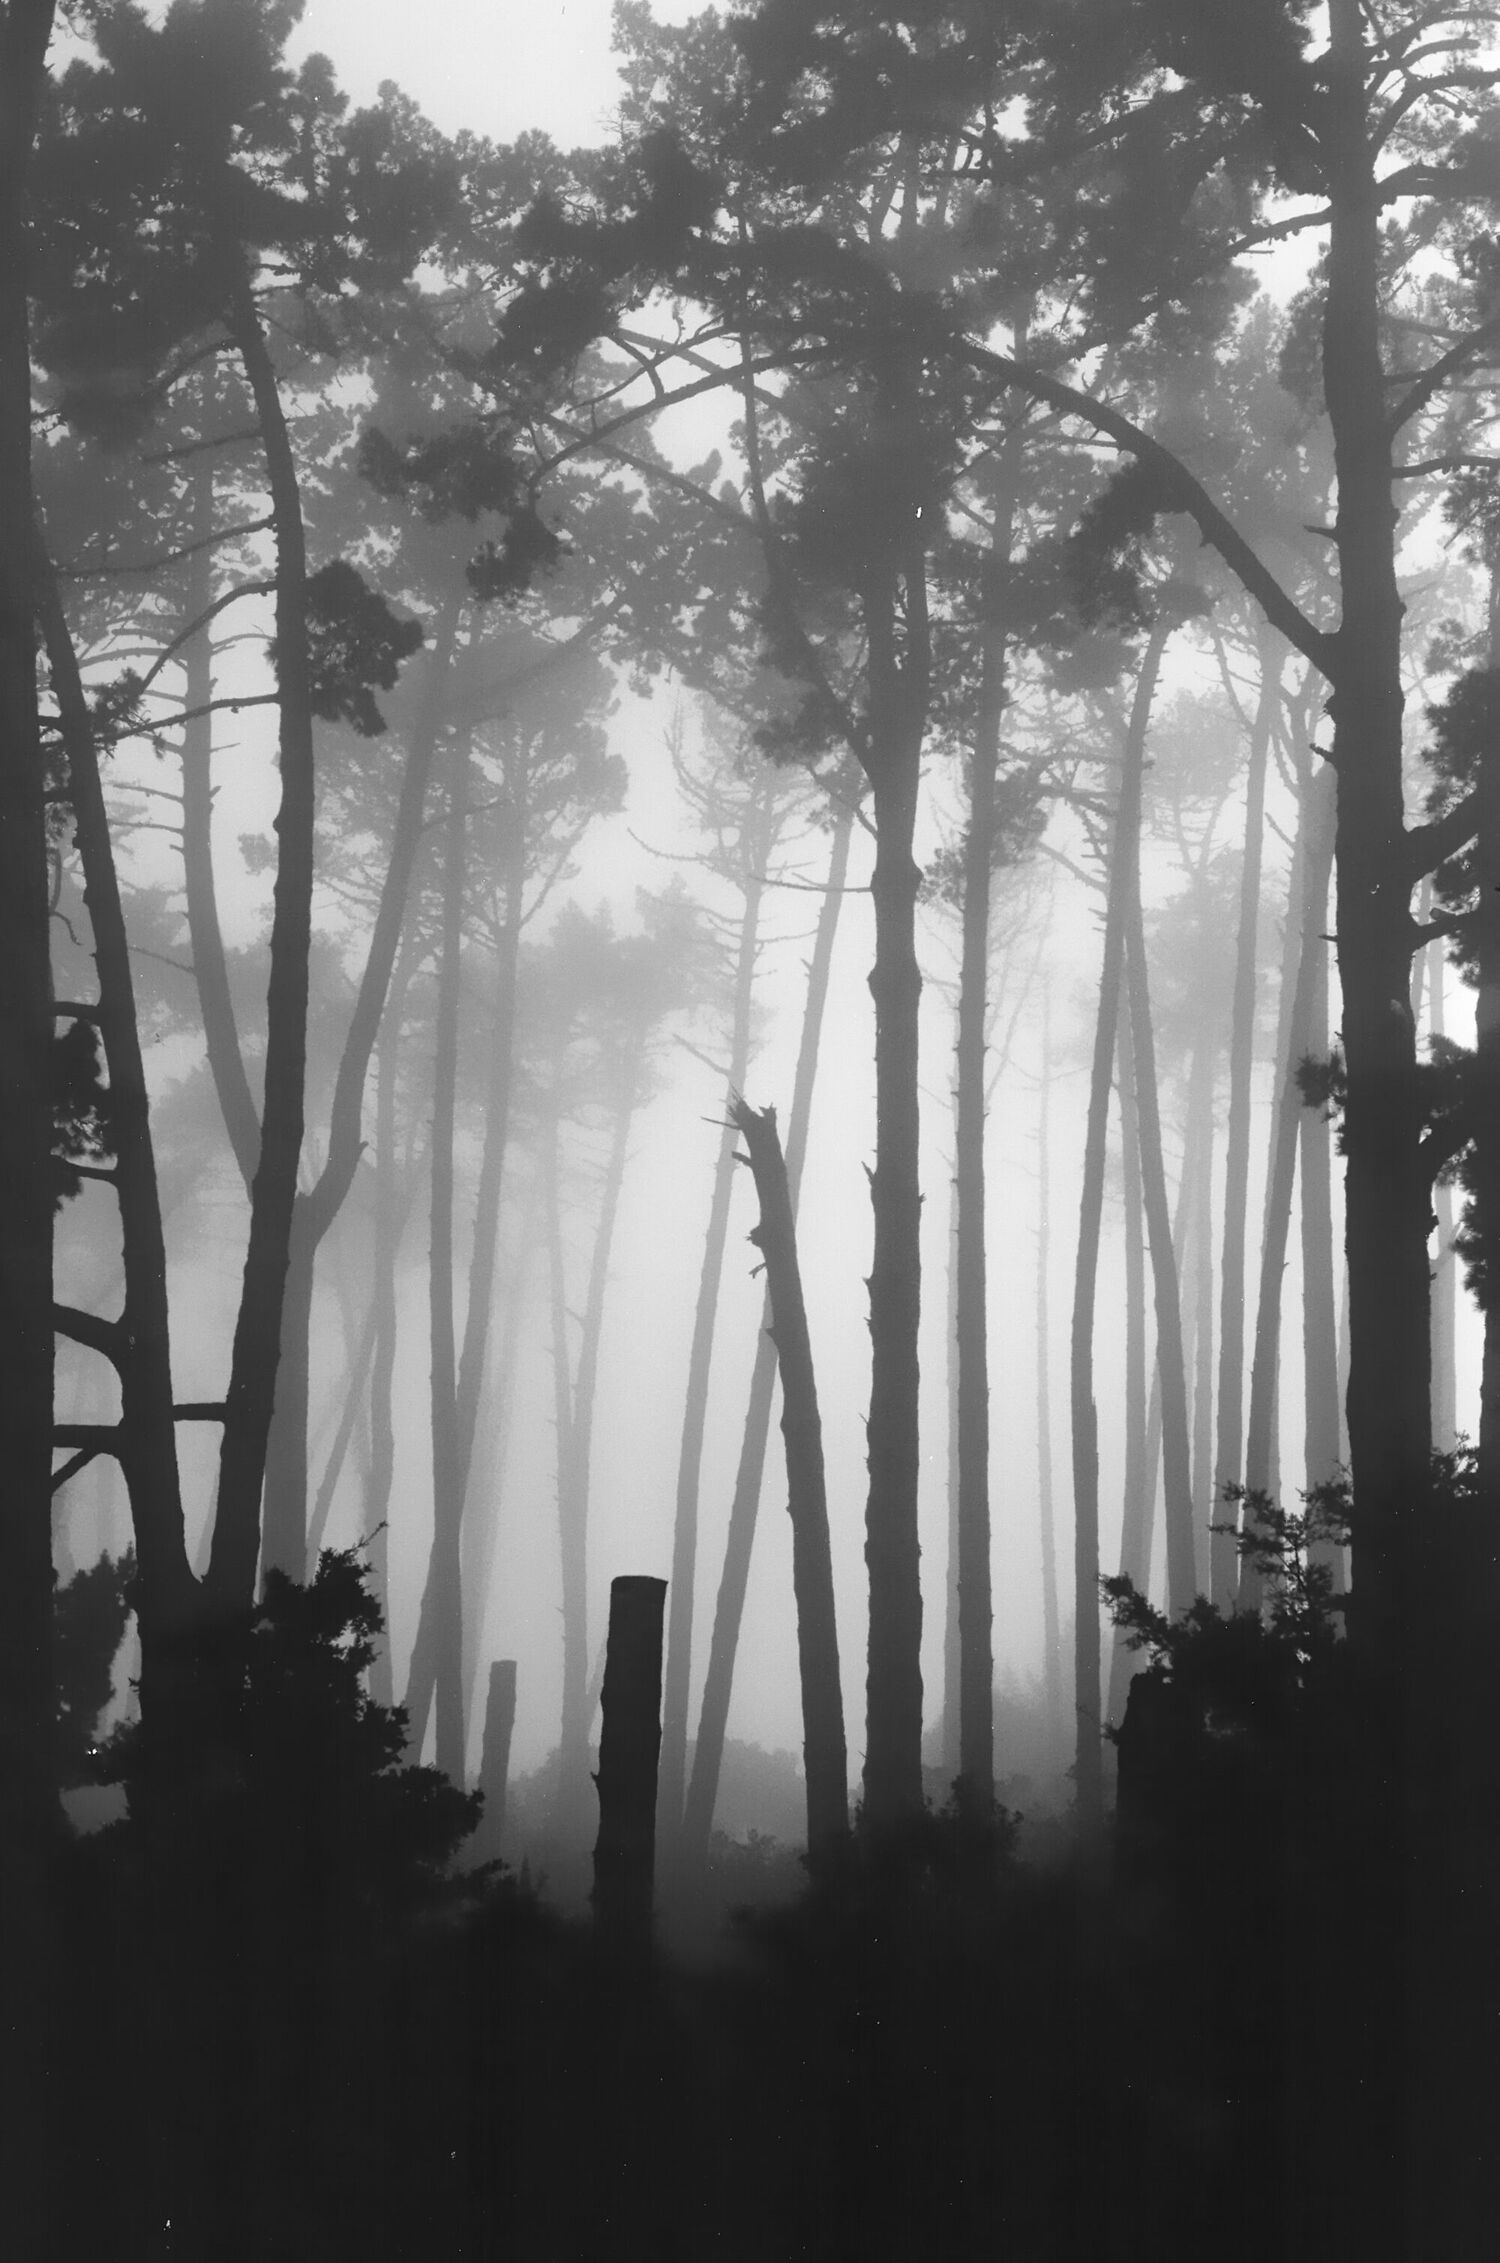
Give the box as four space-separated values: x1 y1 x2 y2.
289 0 689 147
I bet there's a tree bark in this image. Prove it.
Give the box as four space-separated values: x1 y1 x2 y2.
0 0 60 1849
1211 660 1276 1605
951 624 1006 1813
681 792 854 1867
474 1657 517 1864
1242 761 1337 1601
592 1576 666 1961
551 1085 635 1833
1425 930 1457 1454
658 804 771 1839
38 568 200 1660
260 602 459 1582
730 1098 848 1865
423 720 467 1783
404 771 524 1764
1124 866 1197 1615
861 595 928 1832
207 264 317 1609
1071 618 1170 1835
1035 986 1064 1749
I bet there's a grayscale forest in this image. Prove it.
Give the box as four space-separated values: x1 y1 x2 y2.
2 2 1499 2256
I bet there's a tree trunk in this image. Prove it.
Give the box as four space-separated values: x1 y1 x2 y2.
38 569 199 1662
730 1099 848 1865
941 1177 962 1780
1426 929 1457 1453
0 0 60 1851
1124 879 1197 1615
592 1576 666 1961
178 463 259 1187
405 783 524 1763
364 950 420 1709
1242 761 1337 1602
951 626 1006 1814
552 1085 635 1833
1211 660 1276 1605
1071 618 1170 1835
462 1191 540 1739
1184 1026 1218 1596
1113 993 1150 1639
423 721 467 1782
658 812 770 1839
207 265 317 1609
260 602 459 1583
861 640 927 1832
681 791 854 1866
1036 986 1064 1750
474 1658 517 1864
1300 784 1342 1583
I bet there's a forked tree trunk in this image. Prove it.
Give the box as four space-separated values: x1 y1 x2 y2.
730 1098 848 1865
261 602 460 1583
207 266 318 1609
405 759 525 1764
658 818 770 1839
1072 619 1170 1832
1211 659 1276 1606
682 793 854 1866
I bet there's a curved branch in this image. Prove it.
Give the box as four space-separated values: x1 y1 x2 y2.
960 340 1338 677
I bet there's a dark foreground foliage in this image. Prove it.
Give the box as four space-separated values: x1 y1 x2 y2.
28 1521 1463 2262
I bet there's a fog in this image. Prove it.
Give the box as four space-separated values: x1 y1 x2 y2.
16 3 1500 2252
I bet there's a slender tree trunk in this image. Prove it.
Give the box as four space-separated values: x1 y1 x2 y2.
422 722 467 1781
1300 775 1342 1592
1072 619 1170 1834
1036 988 1064 1750
404 790 524 1762
1471 579 1500 1500
364 953 420 1709
552 1085 635 1832
0 0 60 1852
1426 930 1457 1453
179 464 259 1186
1211 661 1276 1604
861 644 927 1832
1114 996 1150 1628
951 626 1006 1813
1124 788 1196 1616
941 1177 962 1780
39 571 199 1660
681 792 854 1866
207 267 317 1609
260 603 459 1582
1243 759 1337 1600
731 1099 848 1865
658 821 770 1838
1184 1026 1218 1596
462 1192 540 1737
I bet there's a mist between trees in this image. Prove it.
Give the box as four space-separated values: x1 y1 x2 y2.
6 2 1500 2257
